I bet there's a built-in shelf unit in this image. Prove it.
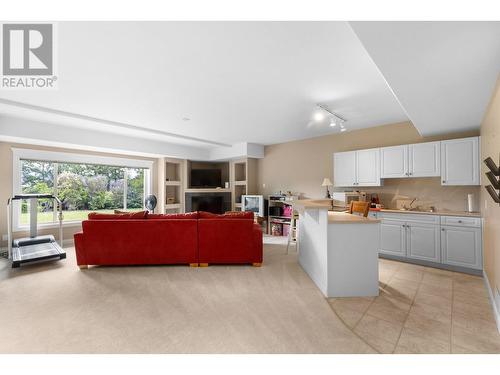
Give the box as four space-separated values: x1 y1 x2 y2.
160 158 185 213
230 158 257 211
158 157 258 214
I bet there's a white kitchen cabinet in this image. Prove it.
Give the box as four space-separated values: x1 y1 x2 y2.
381 142 441 179
409 141 440 177
378 212 483 272
333 151 356 187
356 148 380 186
441 225 482 270
333 149 380 187
406 222 441 263
441 137 480 185
380 145 408 178
380 220 406 257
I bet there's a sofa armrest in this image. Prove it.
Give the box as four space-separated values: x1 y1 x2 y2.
252 223 263 263
74 231 87 266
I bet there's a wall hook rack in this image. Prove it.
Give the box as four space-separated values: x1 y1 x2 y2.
484 156 500 204
484 157 499 175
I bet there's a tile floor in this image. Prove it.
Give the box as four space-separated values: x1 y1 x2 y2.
328 258 500 354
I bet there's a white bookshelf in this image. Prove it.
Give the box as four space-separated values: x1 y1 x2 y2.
160 158 185 214
230 158 257 211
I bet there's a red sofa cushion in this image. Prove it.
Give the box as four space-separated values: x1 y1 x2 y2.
78 219 198 265
199 211 254 220
198 219 263 264
88 211 148 220
147 212 199 220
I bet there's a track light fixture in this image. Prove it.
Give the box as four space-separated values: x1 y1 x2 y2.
315 104 346 132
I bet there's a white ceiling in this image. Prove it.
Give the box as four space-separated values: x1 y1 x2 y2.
351 21 500 136
0 21 498 154
0 21 408 147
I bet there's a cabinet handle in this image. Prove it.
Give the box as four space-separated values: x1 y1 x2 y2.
442 180 445 183
458 220 463 223
442 228 445 231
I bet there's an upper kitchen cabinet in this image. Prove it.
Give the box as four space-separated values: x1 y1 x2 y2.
381 141 440 179
381 145 408 178
333 149 381 187
356 148 381 186
409 141 440 177
441 137 480 186
333 151 356 187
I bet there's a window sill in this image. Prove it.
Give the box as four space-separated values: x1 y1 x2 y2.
13 220 83 233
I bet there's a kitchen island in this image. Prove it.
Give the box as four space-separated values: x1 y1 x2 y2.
294 200 381 298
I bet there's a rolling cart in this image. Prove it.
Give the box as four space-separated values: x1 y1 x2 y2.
7 194 66 268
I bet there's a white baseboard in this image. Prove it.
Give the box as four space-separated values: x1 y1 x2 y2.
483 270 500 334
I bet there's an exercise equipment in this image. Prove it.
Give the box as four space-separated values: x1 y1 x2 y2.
7 194 66 268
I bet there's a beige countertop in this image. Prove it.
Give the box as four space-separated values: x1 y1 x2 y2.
373 208 481 218
293 200 481 218
328 212 380 224
293 199 333 209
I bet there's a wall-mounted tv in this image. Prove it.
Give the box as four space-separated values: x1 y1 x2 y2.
190 169 222 188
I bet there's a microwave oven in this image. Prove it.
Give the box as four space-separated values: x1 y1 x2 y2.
331 192 367 208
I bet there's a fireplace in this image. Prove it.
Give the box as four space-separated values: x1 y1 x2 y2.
185 192 231 214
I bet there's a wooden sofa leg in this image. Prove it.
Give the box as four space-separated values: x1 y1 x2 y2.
199 263 209 267
189 263 199 267
252 263 262 267
79 265 89 270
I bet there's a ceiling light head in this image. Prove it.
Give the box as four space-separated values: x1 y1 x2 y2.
340 126 347 132
313 111 325 122
329 119 337 127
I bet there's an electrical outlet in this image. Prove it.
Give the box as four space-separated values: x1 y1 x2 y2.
2 234 8 241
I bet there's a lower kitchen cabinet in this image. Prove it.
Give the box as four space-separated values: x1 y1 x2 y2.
378 213 483 272
380 220 406 257
406 223 441 263
441 225 482 270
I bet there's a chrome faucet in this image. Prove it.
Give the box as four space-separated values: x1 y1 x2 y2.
403 198 418 210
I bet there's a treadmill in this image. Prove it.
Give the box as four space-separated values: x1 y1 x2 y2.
7 194 66 268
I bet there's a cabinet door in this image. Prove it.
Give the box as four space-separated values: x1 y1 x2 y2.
356 149 381 186
380 145 408 178
408 141 440 177
380 220 406 257
441 137 480 185
333 151 356 187
406 223 441 263
441 226 482 270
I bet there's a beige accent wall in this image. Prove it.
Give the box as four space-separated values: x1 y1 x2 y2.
0 142 159 247
480 75 500 303
257 121 480 212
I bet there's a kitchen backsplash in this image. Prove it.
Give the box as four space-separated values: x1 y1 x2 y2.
339 178 481 213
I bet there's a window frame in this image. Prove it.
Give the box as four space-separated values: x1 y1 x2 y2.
12 148 153 232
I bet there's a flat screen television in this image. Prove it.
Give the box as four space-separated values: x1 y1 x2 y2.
190 169 222 188
191 195 224 214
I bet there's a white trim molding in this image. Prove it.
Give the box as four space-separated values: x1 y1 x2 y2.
11 147 154 232
483 270 500 334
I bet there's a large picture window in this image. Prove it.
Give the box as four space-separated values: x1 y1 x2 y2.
13 149 153 229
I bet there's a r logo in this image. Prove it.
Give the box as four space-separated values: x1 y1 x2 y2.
2 24 53 76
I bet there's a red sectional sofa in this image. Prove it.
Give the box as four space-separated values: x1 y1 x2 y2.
74 211 263 269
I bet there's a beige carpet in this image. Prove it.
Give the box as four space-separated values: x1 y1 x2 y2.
0 238 375 353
